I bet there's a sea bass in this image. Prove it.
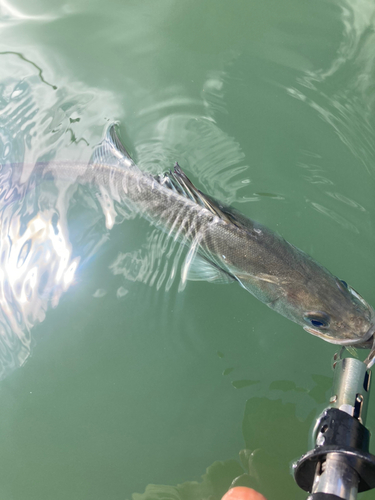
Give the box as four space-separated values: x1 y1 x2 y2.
54 124 375 366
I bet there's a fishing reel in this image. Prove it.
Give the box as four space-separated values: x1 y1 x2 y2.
293 355 375 500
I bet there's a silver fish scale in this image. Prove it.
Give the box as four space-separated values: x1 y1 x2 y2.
41 124 375 365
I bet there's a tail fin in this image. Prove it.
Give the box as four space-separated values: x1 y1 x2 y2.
90 123 136 169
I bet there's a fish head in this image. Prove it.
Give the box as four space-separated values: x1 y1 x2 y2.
279 275 375 348
237 264 375 350
234 240 375 353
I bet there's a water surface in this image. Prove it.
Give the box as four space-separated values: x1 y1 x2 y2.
0 1 375 499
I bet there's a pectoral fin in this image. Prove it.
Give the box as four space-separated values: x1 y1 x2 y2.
183 253 235 284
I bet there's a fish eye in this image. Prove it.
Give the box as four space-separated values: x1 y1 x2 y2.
336 278 349 293
304 312 330 329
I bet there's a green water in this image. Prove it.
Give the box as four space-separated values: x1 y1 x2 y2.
1 1 375 499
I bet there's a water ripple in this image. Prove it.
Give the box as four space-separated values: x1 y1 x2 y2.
109 227 188 293
0 54 122 379
133 68 250 205
286 0 375 175
309 201 360 234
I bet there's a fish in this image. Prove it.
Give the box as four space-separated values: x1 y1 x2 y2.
42 124 375 367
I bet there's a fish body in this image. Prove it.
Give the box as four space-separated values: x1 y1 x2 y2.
50 124 375 364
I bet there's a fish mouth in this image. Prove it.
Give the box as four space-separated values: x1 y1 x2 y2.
302 326 364 345
361 307 375 346
357 321 375 348
303 319 375 347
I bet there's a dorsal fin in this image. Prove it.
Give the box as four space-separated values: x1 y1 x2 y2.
92 126 244 230
90 123 137 169
156 164 242 227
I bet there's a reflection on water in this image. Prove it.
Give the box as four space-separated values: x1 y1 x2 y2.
110 228 187 292
286 0 375 175
0 153 117 378
0 47 254 380
0 52 122 379
0 193 79 377
0 51 57 89
131 395 316 500
133 68 251 205
132 460 245 500
0 0 59 24
0 0 374 499
129 373 331 500
309 201 360 233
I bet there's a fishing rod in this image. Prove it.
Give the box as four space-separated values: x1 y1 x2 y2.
293 355 375 500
